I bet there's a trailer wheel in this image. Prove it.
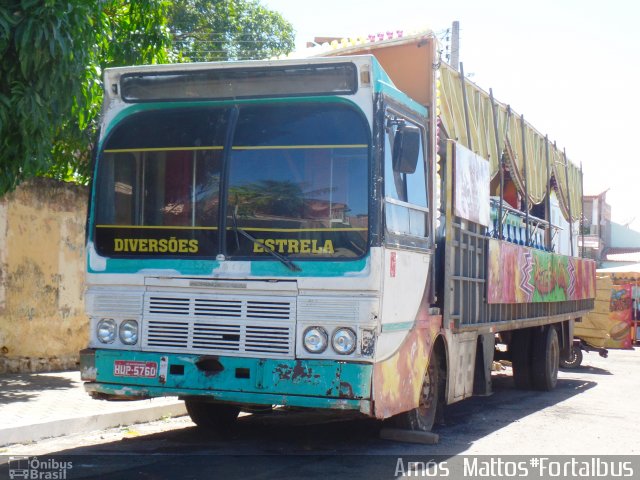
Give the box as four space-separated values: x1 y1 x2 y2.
185 400 240 431
391 350 442 431
559 345 583 369
511 328 533 390
531 325 559 391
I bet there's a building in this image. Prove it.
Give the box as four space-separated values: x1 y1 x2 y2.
580 189 640 268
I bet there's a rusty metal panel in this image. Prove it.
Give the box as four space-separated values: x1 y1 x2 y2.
372 315 441 419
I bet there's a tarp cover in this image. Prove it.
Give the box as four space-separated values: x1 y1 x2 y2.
439 63 583 222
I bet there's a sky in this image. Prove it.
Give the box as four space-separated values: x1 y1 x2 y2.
262 0 640 230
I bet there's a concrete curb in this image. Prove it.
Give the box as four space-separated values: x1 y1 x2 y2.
1 401 187 446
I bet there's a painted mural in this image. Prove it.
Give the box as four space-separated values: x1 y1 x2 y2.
372 315 441 419
487 240 596 304
605 285 634 348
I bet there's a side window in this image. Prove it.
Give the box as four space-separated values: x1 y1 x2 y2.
384 111 429 240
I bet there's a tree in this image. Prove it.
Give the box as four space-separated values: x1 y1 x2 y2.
51 1 173 184
0 1 172 194
169 0 295 62
0 0 295 196
1 1 96 193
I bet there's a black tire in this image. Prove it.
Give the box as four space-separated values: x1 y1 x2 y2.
531 326 559 391
185 400 240 431
390 350 443 431
511 328 533 390
559 345 583 369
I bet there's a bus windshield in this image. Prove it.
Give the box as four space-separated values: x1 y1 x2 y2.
94 102 370 260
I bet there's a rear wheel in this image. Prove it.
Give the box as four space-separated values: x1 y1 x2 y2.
185 400 240 431
390 350 443 431
511 328 533 390
560 345 583 369
531 326 559 391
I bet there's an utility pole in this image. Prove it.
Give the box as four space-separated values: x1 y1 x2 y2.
450 21 460 71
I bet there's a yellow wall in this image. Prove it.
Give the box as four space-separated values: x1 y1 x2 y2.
0 178 88 373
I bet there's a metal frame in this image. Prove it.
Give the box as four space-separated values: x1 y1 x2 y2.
441 141 594 333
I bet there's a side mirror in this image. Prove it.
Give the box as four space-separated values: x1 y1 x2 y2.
392 124 421 174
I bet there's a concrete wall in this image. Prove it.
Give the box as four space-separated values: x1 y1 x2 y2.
0 178 88 373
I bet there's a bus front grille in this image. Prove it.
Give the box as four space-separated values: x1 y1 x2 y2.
142 293 295 358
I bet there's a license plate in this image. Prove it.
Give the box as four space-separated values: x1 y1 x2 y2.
113 360 158 378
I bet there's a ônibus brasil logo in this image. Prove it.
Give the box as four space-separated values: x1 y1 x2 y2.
8 457 72 479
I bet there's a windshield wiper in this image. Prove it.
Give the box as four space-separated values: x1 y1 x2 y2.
230 206 301 272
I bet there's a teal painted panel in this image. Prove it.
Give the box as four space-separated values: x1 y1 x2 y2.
88 256 369 277
381 321 414 332
86 381 369 411
87 257 220 275
92 350 372 401
249 257 369 277
370 58 428 117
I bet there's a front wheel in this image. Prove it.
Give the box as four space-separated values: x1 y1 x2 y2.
185 399 240 431
390 350 443 431
560 345 583 369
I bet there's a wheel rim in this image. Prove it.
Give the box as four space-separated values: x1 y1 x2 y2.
419 374 433 410
416 362 437 428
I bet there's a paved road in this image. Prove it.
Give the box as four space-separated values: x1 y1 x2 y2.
2 348 638 479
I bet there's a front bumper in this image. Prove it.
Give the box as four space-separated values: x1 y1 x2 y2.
80 349 373 414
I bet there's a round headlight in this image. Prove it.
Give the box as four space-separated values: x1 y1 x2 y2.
119 319 139 345
303 327 328 353
97 318 117 344
332 328 357 355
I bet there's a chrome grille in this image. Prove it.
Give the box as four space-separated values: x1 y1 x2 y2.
245 325 290 354
146 320 189 348
297 298 359 322
193 323 241 351
195 299 242 317
87 290 143 316
142 293 295 358
247 301 291 319
148 297 190 316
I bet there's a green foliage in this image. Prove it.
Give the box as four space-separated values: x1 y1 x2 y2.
0 0 295 196
0 0 172 194
169 0 295 62
59 1 173 183
0 1 97 193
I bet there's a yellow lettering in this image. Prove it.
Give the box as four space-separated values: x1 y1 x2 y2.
113 237 203 255
275 239 287 253
265 239 275 251
253 239 265 253
323 239 334 254
300 239 311 254
167 237 178 253
287 239 299 253
311 239 321 254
